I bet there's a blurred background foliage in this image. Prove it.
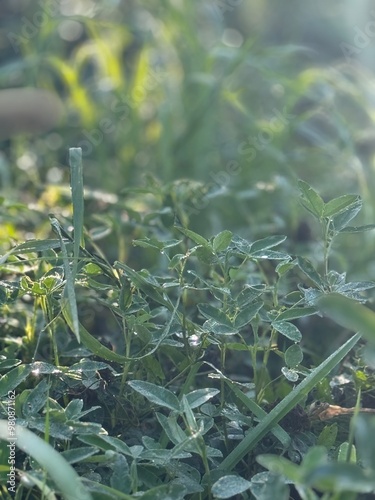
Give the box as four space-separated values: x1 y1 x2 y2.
1 0 375 275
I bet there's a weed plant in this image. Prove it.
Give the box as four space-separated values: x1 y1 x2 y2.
1 149 375 499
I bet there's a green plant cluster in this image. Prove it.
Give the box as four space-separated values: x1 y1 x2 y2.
1 150 375 499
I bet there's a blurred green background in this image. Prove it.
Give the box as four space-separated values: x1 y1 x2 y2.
1 0 375 275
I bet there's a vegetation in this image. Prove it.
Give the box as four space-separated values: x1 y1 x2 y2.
1 2 375 499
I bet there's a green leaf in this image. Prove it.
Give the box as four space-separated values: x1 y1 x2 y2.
218 332 360 470
332 199 362 231
61 447 99 464
281 367 299 382
305 463 375 493
337 441 356 463
0 364 32 397
235 286 264 308
323 194 360 218
197 303 232 327
249 472 290 499
301 446 328 470
140 483 187 500
0 359 21 372
211 475 252 499
185 389 220 409
317 424 338 449
339 224 375 233
114 262 173 311
175 226 211 248
272 321 302 342
298 180 325 218
256 455 301 482
234 300 263 329
251 250 289 260
110 453 131 493
355 414 375 470
251 235 287 253
213 230 232 252
128 381 180 411
315 293 375 344
285 344 303 368
297 256 325 289
276 307 316 321
202 319 237 335
8 239 64 255
23 379 50 418
65 399 84 420
275 260 296 276
156 413 188 445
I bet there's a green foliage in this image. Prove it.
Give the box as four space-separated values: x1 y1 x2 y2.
1 144 375 499
1 4 375 498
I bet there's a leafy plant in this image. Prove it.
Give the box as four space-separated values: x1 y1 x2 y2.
0 150 375 499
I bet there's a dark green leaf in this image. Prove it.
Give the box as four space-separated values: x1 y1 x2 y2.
213 230 232 252
297 257 325 289
323 195 360 218
8 239 63 254
315 293 375 344
332 199 362 231
235 286 264 308
128 381 180 411
251 235 287 252
251 250 289 260
197 303 232 327
256 455 301 482
339 224 375 233
305 463 375 493
110 453 131 493
281 367 299 382
211 475 252 499
0 364 32 397
202 319 237 335
175 226 211 248
277 307 316 321
140 483 187 500
317 424 338 449
355 415 375 470
273 321 302 342
185 389 220 409
61 447 99 464
298 180 325 218
234 300 263 329
23 379 50 417
285 344 303 368
0 359 22 372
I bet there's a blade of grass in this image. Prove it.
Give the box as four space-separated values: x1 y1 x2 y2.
202 362 291 449
49 215 80 342
218 333 360 471
69 147 84 280
0 420 92 500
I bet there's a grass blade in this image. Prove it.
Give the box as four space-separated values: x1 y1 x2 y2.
218 333 360 471
0 420 92 500
69 147 84 279
50 215 80 342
